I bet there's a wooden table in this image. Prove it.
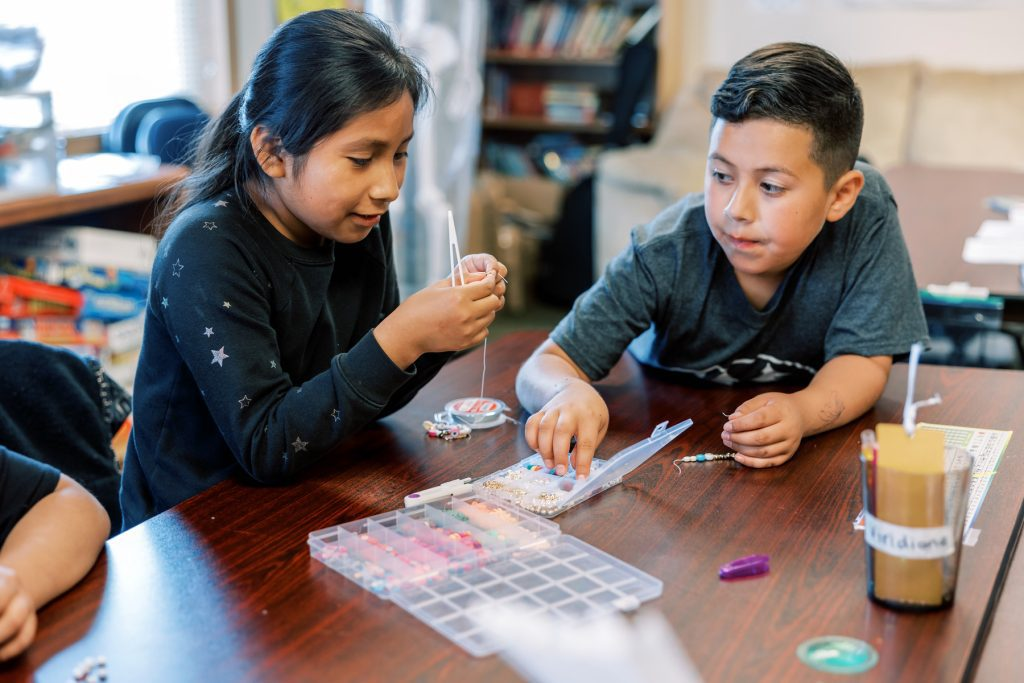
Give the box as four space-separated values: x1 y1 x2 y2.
887 164 1024 294
0 158 186 232
3 331 1021 682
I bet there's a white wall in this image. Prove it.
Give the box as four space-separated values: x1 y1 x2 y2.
696 0 1024 72
229 0 278 93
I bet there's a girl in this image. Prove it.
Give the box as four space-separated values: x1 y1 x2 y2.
119 9 506 530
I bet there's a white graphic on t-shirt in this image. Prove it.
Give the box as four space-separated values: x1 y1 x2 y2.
666 353 817 386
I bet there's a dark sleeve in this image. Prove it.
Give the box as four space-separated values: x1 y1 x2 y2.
373 234 452 417
0 446 60 546
825 168 929 361
151 213 446 482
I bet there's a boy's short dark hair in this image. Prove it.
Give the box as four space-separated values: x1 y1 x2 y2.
710 42 863 187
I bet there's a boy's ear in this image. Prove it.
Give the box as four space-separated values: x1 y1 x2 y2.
250 126 286 178
825 169 865 223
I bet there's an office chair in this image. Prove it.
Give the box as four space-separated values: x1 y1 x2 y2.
135 104 209 165
104 96 208 165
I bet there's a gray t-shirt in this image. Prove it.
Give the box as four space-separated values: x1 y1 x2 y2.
552 163 927 386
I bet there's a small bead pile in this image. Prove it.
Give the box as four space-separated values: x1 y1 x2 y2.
521 489 569 516
71 655 108 682
423 420 471 441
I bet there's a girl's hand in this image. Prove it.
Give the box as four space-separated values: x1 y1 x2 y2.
524 379 609 480
375 272 502 368
721 392 805 468
0 566 37 661
452 254 507 307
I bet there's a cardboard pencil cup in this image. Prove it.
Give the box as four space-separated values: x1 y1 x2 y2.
861 424 973 610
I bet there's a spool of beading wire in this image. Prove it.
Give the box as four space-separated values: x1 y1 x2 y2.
444 397 508 429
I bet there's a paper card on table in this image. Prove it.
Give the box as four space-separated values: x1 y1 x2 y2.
977 219 1024 239
962 236 1024 265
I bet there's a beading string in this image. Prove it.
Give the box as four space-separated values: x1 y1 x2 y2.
448 209 488 398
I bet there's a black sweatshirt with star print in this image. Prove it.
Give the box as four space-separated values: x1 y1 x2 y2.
119 193 450 530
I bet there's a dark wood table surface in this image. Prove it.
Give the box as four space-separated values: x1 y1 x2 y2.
3 330 1022 683
887 164 1024 294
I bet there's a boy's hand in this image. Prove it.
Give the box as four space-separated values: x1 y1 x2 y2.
721 392 805 468
455 254 508 306
376 271 502 368
524 379 609 480
0 566 37 661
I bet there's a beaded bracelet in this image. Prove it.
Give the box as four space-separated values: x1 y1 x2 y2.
673 452 736 474
678 452 736 463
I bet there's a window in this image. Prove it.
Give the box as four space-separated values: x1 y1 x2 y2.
2 0 230 134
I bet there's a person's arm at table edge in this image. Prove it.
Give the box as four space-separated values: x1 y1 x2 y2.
724 354 892 467
0 474 109 612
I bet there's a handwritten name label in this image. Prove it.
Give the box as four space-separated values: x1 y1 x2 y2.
864 512 955 559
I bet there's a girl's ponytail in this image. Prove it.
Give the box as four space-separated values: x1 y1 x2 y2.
150 91 254 237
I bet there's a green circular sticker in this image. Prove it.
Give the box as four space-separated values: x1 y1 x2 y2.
796 635 879 675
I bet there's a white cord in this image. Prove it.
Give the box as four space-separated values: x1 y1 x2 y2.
481 337 487 397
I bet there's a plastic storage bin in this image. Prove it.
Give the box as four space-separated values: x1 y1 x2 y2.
309 493 662 656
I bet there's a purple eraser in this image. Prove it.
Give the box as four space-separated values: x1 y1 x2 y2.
719 554 770 579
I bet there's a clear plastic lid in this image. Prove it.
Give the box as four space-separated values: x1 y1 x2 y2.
558 419 693 510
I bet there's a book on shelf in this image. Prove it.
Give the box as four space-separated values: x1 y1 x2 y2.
0 225 157 273
0 275 84 319
542 82 599 124
488 1 644 58
0 225 155 391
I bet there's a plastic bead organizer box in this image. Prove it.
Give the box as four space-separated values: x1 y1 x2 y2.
307 421 692 656
308 493 662 656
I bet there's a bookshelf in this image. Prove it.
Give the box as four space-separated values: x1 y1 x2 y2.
482 0 658 180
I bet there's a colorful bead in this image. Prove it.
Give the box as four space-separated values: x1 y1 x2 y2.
422 420 471 441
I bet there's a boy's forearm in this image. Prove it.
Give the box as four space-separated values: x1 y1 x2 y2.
0 478 109 608
792 354 891 437
515 343 591 413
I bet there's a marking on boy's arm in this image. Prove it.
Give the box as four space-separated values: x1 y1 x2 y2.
818 392 844 426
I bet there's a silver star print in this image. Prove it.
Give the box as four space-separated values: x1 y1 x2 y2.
238 395 252 409
331 408 340 422
292 437 308 452
214 200 228 207
222 301 231 309
161 297 169 308
270 360 277 368
203 221 218 231
204 327 214 337
211 347 229 366
172 259 184 277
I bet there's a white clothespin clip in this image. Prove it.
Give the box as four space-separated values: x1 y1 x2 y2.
404 477 474 507
448 209 465 287
903 341 941 437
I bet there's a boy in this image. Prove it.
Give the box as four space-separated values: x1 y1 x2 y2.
515 43 927 477
0 446 109 660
